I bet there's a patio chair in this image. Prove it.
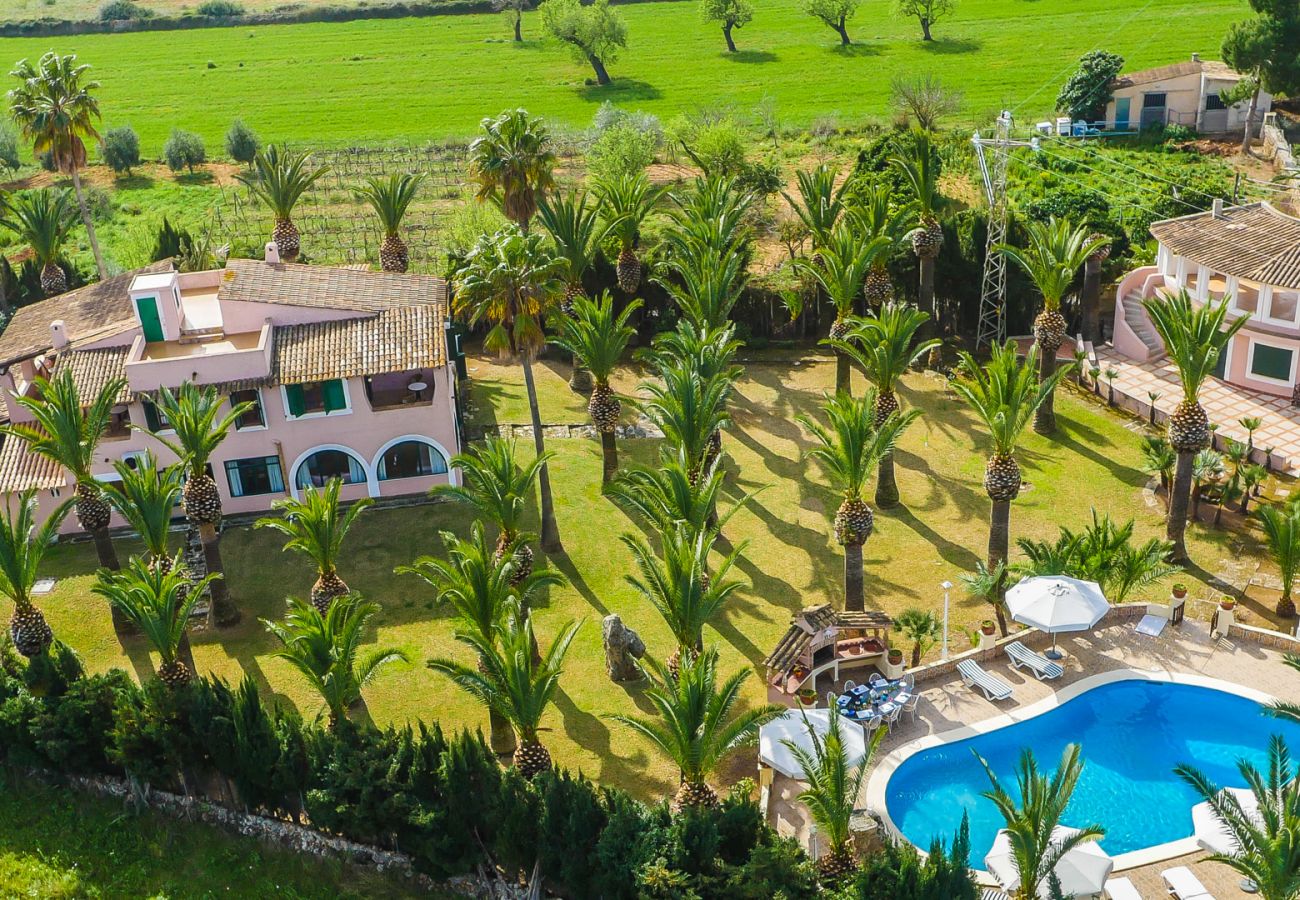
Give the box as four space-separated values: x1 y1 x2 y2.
980 890 1010 900
901 691 921 722
1161 866 1216 900
862 714 882 737
900 673 915 693
868 673 888 689
825 692 837 707
1104 877 1142 900
881 703 903 731
844 679 856 692
1005 641 1064 680
956 660 1014 702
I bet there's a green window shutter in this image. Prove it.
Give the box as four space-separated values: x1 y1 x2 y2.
142 400 162 432
1251 344 1294 381
286 384 306 417
322 379 346 412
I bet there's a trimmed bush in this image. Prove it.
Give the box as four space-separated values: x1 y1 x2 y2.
99 0 153 20
162 128 206 173
197 0 244 14
101 125 141 175
224 118 260 164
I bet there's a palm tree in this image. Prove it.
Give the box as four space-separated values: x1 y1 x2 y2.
951 341 1061 626
1143 290 1249 562
637 359 733 483
552 292 640 483
0 490 71 658
1016 511 1179 603
429 604 580 778
263 593 409 730
469 108 556 231
1260 505 1300 619
1192 448 1225 520
781 164 847 260
149 383 255 628
0 189 77 296
354 172 425 273
595 171 662 293
398 522 561 754
835 300 939 507
433 436 548 589
103 452 183 568
960 560 1010 636
798 224 888 395
235 144 329 261
891 130 944 343
1141 435 1177 500
665 175 755 261
656 244 748 330
1081 233 1111 343
895 606 941 668
608 452 728 538
848 182 915 308
997 218 1107 435
1241 416 1264 460
7 52 107 279
977 744 1105 900
1271 656 1300 724
92 555 217 687
781 702 882 881
255 479 371 614
799 390 919 612
609 647 783 809
1175 736 1300 900
5 368 123 573
454 225 565 552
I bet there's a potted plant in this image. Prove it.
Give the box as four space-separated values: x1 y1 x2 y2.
1172 583 1188 599
980 620 997 636
887 647 903 666
1220 595 1236 611
796 687 817 707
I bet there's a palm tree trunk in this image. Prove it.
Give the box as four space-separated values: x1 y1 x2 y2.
91 525 119 570
1082 259 1102 343
1168 450 1194 563
988 497 1011 636
844 541 864 612
201 523 240 627
1034 346 1059 435
177 630 196 675
835 350 851 396
521 355 561 552
69 168 108 281
600 430 618 485
919 256 936 327
876 454 900 509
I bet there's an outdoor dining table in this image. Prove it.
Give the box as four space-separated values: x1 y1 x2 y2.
836 681 910 723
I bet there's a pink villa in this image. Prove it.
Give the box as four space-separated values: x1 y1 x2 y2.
0 251 462 533
1113 201 1300 399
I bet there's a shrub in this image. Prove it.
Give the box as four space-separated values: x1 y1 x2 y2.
589 120 660 180
101 125 141 175
163 128 206 173
225 118 260 164
38 149 57 172
99 0 153 20
0 123 20 174
198 0 244 14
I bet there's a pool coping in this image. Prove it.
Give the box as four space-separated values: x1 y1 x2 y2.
864 667 1283 874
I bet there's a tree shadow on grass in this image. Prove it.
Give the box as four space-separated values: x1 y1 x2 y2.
553 686 667 792
578 79 662 104
728 49 778 63
551 548 609 617
890 504 983 574
113 173 157 191
919 36 983 54
1052 419 1146 487
831 42 879 58
175 171 215 186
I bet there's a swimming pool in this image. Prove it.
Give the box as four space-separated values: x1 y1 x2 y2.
876 674 1300 858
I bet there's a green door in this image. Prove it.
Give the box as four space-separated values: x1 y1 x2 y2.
135 296 164 343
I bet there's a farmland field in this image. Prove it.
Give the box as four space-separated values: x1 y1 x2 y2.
0 0 1245 150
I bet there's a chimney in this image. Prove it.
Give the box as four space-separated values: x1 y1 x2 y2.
50 319 69 350
1212 198 1224 218
264 241 281 264
1191 52 1201 63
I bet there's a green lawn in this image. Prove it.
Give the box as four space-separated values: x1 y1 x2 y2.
0 0 1244 150
32 355 1257 801
0 778 432 898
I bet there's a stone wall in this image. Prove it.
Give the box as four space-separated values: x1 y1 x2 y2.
1230 620 1300 652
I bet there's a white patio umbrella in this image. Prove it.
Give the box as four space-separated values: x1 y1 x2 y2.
1005 576 1110 658
758 708 867 780
1192 786 1261 855
984 826 1113 899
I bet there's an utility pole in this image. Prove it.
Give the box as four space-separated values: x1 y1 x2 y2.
972 112 1037 350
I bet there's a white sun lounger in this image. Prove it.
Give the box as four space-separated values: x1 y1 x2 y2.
980 890 1010 900
1136 614 1167 637
1005 641 1064 680
1162 866 1215 900
957 659 1014 701
1106 876 1143 900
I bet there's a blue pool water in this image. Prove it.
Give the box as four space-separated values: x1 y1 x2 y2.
885 679 1300 855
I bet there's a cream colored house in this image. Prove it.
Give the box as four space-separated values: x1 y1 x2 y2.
1102 55 1271 134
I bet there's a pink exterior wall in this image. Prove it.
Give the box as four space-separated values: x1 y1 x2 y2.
1220 331 1299 398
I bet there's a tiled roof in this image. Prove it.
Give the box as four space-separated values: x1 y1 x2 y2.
0 262 171 367
219 258 448 311
0 434 64 492
132 377 271 403
50 347 133 406
763 606 894 671
272 305 446 385
1112 59 1240 89
1150 203 1300 291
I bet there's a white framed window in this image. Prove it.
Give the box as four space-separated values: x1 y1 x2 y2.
1245 339 1298 387
230 388 267 431
1266 286 1300 326
281 379 352 421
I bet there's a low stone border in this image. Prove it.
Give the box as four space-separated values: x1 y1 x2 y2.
476 422 664 441
1230 620 1300 651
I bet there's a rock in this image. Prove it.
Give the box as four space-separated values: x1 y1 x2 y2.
603 614 645 682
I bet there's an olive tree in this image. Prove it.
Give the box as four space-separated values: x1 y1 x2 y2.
163 128 206 174
101 125 140 175
802 0 859 45
896 0 953 40
700 0 753 52
539 0 627 86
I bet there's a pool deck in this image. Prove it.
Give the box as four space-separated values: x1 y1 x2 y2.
765 615 1300 898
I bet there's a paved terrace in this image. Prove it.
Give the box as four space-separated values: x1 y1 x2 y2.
766 609 1300 899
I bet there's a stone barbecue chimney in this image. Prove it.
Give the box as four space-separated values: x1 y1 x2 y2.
50 319 69 350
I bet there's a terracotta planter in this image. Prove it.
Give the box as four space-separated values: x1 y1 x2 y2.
1172 586 1188 599
1220 597 1236 611
887 650 903 666
980 621 997 636
797 692 817 707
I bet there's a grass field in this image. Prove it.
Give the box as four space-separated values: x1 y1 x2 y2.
0 0 1245 150
29 355 1261 801
0 0 408 26
0 778 430 898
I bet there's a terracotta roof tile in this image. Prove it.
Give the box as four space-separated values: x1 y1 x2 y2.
51 346 133 406
219 258 448 311
0 434 64 492
1150 203 1300 291
1112 59 1240 89
272 305 446 385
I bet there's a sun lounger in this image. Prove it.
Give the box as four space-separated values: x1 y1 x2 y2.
1162 866 1215 900
1136 614 1167 637
957 659 1014 701
980 890 1010 900
1005 641 1064 680
1106 876 1143 900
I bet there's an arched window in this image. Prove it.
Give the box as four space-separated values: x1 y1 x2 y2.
376 440 448 481
295 448 367 490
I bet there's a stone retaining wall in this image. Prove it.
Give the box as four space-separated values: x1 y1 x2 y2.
1230 620 1300 651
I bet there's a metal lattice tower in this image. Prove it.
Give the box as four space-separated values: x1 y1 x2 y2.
973 112 1015 350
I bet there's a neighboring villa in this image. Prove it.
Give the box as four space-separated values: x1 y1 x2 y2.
0 249 461 533
1101 55 1271 134
1113 200 1300 400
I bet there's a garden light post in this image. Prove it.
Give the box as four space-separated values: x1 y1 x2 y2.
940 580 953 660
